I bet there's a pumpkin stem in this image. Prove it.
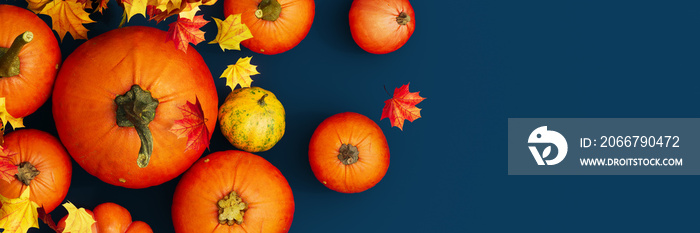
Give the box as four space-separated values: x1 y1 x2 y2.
338 144 359 165
0 31 33 78
257 93 269 107
255 0 281 21
396 12 411 26
218 191 248 226
16 161 40 186
115 85 159 168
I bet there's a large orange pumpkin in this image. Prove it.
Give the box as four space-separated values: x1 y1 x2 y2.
0 4 61 118
0 129 72 213
224 0 315 55
57 202 153 233
52 26 218 189
172 150 294 233
308 112 390 193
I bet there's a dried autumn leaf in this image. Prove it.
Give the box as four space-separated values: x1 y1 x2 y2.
220 57 259 90
170 97 209 152
37 207 58 233
381 83 425 130
0 147 18 183
62 202 96 233
0 98 24 130
86 0 109 14
166 15 208 53
209 14 253 51
178 5 199 20
123 0 149 22
26 0 52 13
40 0 95 42
153 0 182 13
0 188 40 233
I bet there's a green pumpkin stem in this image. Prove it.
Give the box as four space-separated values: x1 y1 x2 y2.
255 0 281 21
396 12 410 25
115 85 159 168
0 31 33 78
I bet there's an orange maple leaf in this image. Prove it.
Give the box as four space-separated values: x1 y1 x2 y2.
170 97 209 152
0 188 40 233
88 0 110 14
381 83 425 130
62 202 96 233
0 147 18 183
166 15 208 53
39 0 95 42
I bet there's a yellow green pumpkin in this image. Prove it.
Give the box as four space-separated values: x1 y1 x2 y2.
218 87 285 152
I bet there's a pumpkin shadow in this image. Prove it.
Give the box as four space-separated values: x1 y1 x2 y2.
311 0 364 54
277 111 333 193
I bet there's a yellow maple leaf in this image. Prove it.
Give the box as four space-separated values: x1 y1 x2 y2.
153 0 182 13
40 0 95 42
0 188 40 233
26 0 52 13
123 0 148 22
0 98 24 130
209 14 253 51
178 5 200 20
220 57 259 90
62 202 96 233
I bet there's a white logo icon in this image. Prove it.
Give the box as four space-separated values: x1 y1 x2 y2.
528 126 568 165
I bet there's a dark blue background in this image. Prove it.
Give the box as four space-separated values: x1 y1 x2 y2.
2 0 699 232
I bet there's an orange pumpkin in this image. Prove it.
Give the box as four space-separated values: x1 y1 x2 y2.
308 112 390 193
57 202 154 233
52 26 218 189
172 150 294 233
0 129 72 213
349 0 416 54
224 0 315 55
0 4 61 118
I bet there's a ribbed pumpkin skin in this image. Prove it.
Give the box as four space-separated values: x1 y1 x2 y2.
308 112 390 193
223 0 315 55
0 4 61 118
57 202 154 233
349 0 416 54
172 150 295 233
218 87 285 152
0 129 72 213
52 26 218 189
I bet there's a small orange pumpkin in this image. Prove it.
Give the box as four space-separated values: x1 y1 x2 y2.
0 4 61 118
57 202 154 233
172 150 294 233
0 129 72 213
308 112 390 193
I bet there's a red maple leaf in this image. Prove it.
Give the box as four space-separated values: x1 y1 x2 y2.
0 147 18 183
166 15 208 53
37 207 58 233
381 83 425 130
170 97 210 152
